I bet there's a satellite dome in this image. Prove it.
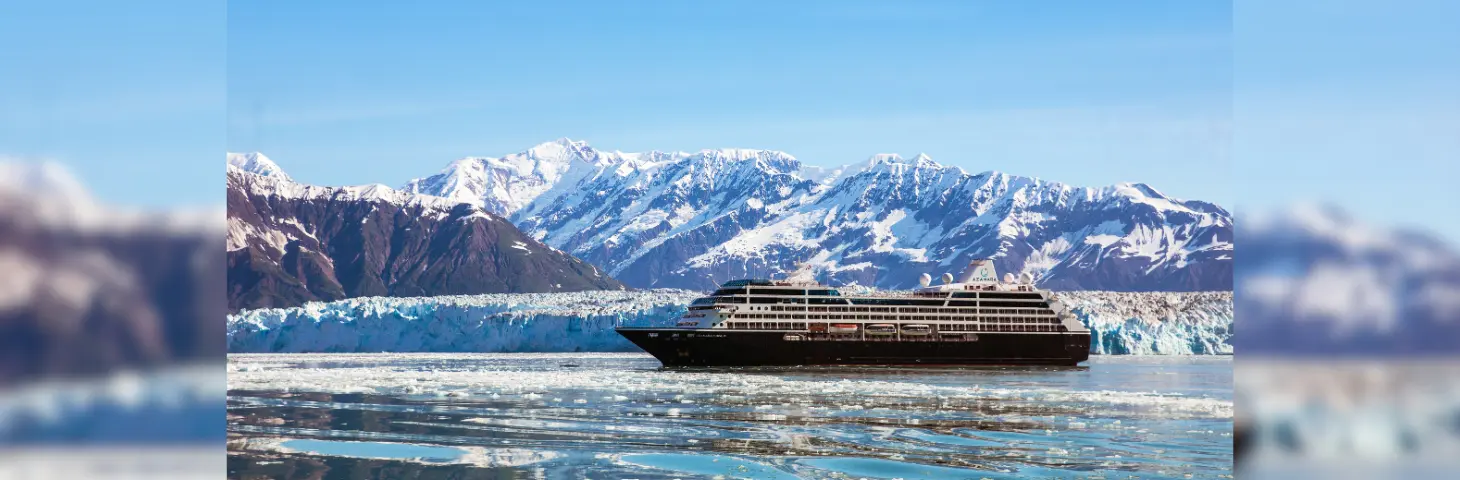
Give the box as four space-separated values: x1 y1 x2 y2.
941 273 955 284
1019 272 1034 284
918 273 932 287
1003 273 1016 284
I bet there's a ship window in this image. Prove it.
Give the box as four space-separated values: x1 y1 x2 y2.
981 292 1044 300
712 288 747 296
807 289 838 296
690 298 716 306
982 300 1045 308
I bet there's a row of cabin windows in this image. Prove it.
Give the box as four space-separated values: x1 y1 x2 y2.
716 296 1046 308
742 305 1051 316
711 288 843 297
721 322 1062 332
733 314 1059 324
949 291 1045 300
713 289 1045 300
725 322 807 330
941 323 1062 332
712 290 1046 300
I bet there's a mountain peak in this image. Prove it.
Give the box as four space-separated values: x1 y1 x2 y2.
226 152 291 181
1114 182 1166 199
860 153 946 175
520 138 610 167
549 137 588 148
696 148 795 161
865 153 902 167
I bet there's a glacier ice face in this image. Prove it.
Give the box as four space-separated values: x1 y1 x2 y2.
228 290 701 353
229 290 1232 355
1056 291 1233 355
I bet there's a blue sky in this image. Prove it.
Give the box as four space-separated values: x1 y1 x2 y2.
1234 0 1460 241
5 1 1456 242
0 0 224 208
226 0 1233 205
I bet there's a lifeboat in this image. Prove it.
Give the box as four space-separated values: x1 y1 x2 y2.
827 323 860 334
865 324 897 335
900 324 931 336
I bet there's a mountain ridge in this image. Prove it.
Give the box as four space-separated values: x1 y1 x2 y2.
379 139 1232 292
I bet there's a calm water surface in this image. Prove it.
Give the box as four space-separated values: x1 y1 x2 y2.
228 353 1231 479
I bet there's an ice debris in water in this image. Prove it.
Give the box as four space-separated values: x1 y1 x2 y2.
227 289 1231 355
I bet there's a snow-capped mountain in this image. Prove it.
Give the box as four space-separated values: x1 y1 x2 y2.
226 152 290 181
402 139 1232 292
1237 204 1460 355
0 160 225 387
227 154 623 312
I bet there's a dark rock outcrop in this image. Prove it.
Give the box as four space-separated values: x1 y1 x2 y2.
226 169 623 312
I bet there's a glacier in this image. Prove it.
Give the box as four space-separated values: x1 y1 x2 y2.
228 290 1232 355
228 290 702 353
1060 291 1233 355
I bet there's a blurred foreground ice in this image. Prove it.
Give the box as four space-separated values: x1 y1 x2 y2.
1237 205 1460 478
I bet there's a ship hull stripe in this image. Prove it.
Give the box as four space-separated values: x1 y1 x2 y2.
616 328 1091 367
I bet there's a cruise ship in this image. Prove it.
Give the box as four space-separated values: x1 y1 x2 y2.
616 260 1091 367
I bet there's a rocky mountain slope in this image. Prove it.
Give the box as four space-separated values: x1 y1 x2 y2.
226 153 623 311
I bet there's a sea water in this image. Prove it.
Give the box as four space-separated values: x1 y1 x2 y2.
227 353 1231 479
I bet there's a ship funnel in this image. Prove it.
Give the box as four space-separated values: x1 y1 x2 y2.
941 273 954 285
958 259 999 283
918 273 931 287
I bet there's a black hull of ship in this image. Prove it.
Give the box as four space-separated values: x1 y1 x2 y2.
616 328 1091 367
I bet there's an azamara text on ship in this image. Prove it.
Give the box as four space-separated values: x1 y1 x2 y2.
617 260 1091 367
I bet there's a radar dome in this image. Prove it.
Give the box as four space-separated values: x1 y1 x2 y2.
941 273 954 284
1019 272 1034 284
1003 273 1016 284
918 273 932 287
